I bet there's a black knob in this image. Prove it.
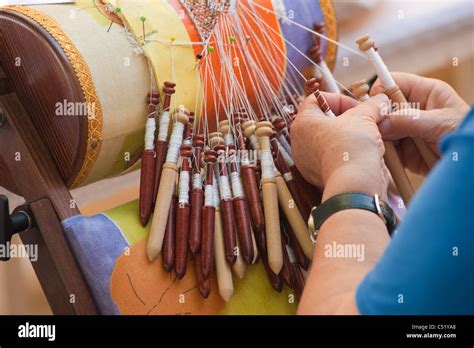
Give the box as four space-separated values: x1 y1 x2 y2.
0 195 31 261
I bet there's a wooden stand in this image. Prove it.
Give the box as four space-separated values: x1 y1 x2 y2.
0 82 98 314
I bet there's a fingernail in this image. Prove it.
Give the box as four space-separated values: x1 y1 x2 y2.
378 118 391 135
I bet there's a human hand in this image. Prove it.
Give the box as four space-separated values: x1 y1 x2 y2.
291 92 391 201
371 72 470 174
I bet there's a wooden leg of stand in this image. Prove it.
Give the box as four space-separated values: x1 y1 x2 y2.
0 94 98 314
17 200 99 314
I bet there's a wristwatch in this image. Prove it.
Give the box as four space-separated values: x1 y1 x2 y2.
308 192 397 244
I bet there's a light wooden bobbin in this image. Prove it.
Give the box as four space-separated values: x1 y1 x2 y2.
214 198 234 302
275 171 314 259
355 35 415 205
242 120 261 156
356 34 438 169
256 122 283 275
349 80 370 101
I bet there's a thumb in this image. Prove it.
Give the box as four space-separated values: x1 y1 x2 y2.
350 94 391 123
377 108 440 141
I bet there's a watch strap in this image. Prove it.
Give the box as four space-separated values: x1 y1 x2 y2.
310 192 397 237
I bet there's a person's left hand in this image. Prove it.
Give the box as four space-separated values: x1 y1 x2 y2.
291 92 391 201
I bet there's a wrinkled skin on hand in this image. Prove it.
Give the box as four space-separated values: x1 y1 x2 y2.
291 93 391 199
372 72 470 175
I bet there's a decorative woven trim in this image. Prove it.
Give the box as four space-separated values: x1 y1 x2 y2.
320 0 338 70
5 5 104 188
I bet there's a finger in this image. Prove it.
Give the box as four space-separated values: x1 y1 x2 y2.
319 91 358 115
347 94 391 123
369 72 450 110
396 139 429 176
377 108 441 141
296 94 329 121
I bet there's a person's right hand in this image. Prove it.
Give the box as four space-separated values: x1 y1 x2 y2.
371 72 470 175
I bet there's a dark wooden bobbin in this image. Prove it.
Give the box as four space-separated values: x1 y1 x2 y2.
175 145 193 279
213 143 237 265
139 91 160 226
201 149 217 279
188 134 205 254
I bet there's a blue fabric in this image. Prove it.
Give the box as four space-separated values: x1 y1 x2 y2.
281 0 325 80
356 107 474 314
62 214 129 315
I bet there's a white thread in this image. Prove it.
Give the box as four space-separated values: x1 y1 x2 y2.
249 134 260 151
231 172 244 198
178 170 190 204
224 133 234 146
283 172 293 182
241 149 251 166
165 122 185 164
144 118 156 150
277 134 292 156
271 0 287 20
260 150 274 179
204 184 214 206
157 111 170 141
183 139 192 145
325 109 336 118
229 0 237 12
320 60 340 94
193 173 202 189
278 143 295 167
366 48 396 90
212 176 220 207
218 175 232 200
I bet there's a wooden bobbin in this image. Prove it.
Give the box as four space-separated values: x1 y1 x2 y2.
270 136 311 220
162 190 177 272
281 213 310 271
275 171 313 259
356 34 438 170
349 80 370 101
233 116 266 254
214 200 234 302
201 149 217 279
219 120 235 146
219 119 229 129
355 34 375 52
194 252 211 298
242 120 261 154
279 236 295 289
355 35 417 204
139 91 161 226
214 143 237 265
153 81 176 204
209 134 225 148
189 134 205 254
272 117 291 144
175 145 193 279
147 112 188 261
385 86 438 168
232 235 247 279
256 123 283 275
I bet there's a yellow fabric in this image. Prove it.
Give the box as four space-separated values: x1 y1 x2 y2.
113 0 202 113
105 200 298 315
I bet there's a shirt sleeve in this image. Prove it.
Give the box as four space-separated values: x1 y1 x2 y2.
356 107 474 315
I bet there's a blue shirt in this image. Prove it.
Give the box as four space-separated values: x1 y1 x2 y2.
356 107 474 314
